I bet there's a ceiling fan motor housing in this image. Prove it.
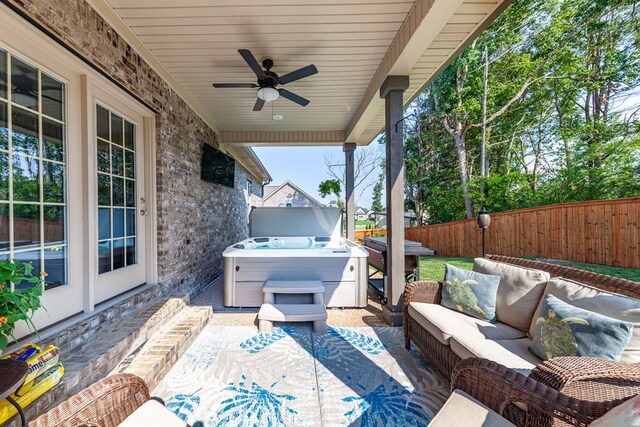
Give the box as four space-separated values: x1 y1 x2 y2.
260 72 279 88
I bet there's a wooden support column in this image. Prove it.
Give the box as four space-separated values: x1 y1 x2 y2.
380 75 409 326
344 142 356 241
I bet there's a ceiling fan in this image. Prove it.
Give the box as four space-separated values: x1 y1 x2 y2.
212 49 318 112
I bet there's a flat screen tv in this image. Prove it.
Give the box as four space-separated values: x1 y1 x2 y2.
201 144 235 188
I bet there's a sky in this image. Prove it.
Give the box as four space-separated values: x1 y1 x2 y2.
253 144 383 209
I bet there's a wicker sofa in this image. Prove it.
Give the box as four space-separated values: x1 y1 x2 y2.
404 254 640 426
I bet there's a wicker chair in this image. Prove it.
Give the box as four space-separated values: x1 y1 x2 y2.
404 255 640 426
29 374 150 427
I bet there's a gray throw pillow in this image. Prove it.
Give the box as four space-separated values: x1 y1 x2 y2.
441 264 500 322
529 294 634 361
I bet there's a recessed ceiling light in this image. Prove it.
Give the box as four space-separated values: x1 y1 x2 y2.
272 114 284 121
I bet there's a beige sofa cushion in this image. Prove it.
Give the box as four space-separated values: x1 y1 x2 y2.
473 258 550 331
119 400 188 427
429 390 516 427
408 302 526 345
449 336 541 376
528 278 640 364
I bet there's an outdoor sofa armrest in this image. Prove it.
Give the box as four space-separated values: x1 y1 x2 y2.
452 358 604 427
403 280 442 308
530 356 640 406
29 373 150 427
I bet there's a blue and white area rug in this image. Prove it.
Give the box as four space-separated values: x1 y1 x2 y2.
152 326 449 426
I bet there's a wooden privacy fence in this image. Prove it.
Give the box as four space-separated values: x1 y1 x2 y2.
354 229 387 240
404 197 640 268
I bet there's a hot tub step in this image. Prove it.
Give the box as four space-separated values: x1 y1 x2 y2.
263 280 325 305
263 280 325 294
258 303 327 334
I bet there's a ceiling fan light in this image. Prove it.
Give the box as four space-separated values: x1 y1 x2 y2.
257 87 279 102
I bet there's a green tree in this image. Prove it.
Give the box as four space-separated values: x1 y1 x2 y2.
371 175 384 212
318 179 341 200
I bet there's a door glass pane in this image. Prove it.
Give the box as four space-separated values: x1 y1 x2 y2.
113 239 125 269
112 177 124 206
41 73 64 121
13 203 40 249
13 250 41 290
98 173 111 206
0 203 8 252
43 205 64 244
0 49 6 99
98 241 111 274
0 152 8 200
113 208 124 238
96 105 109 140
126 208 136 236
112 146 123 176
44 246 66 289
124 150 134 179
125 179 135 207
125 238 136 266
97 139 110 173
12 155 39 202
43 161 64 203
3 54 67 290
111 114 123 146
43 118 64 162
124 121 134 150
0 102 7 150
12 107 39 156
96 106 138 273
11 57 38 111
98 208 111 241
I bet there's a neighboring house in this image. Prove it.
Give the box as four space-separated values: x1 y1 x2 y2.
262 181 325 208
355 207 368 221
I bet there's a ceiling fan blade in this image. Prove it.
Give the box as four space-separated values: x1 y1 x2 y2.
277 64 318 85
278 89 310 107
212 83 257 88
253 98 265 111
238 49 266 80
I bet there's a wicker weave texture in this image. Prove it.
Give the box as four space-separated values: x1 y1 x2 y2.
29 374 150 427
452 358 601 427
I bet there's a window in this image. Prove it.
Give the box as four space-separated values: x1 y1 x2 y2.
0 48 67 289
285 196 292 208
96 104 137 274
246 179 253 196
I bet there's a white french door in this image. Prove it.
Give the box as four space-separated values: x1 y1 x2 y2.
90 92 147 304
1 5 157 342
0 36 84 333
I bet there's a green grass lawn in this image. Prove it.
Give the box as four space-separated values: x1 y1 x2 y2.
418 256 640 282
355 220 375 230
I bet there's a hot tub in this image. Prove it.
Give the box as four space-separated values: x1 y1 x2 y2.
222 207 369 308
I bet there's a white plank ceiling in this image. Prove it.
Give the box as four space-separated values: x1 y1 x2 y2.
99 0 508 143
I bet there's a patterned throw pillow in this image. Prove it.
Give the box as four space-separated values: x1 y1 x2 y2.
441 264 500 322
529 294 634 361
590 394 640 426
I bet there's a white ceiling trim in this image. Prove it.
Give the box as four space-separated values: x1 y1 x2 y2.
85 0 221 134
222 130 346 147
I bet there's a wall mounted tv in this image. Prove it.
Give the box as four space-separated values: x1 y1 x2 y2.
201 144 235 188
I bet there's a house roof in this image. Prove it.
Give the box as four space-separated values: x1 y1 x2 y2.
262 180 325 207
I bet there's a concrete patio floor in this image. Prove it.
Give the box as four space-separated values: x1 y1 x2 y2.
191 275 389 328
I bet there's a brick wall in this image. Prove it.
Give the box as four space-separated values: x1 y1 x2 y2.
5 0 262 295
